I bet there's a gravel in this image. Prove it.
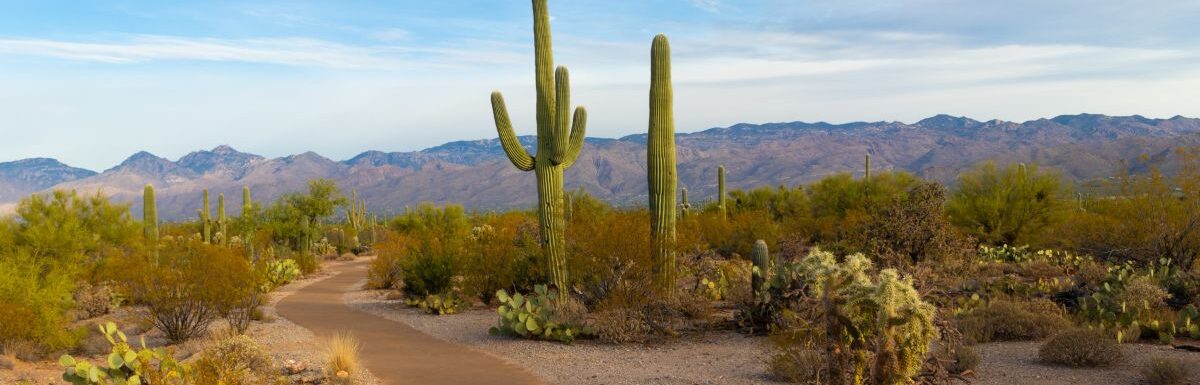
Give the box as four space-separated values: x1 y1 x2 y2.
345 287 776 385
972 341 1200 385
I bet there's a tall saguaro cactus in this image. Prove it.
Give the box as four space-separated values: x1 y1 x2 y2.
200 189 212 244
242 186 254 257
865 153 872 180
217 193 228 246
647 34 677 296
718 165 727 218
489 0 588 292
143 184 158 250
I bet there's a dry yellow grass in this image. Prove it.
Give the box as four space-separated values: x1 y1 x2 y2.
326 331 361 376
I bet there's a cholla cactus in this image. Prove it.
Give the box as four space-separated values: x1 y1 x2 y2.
755 248 937 385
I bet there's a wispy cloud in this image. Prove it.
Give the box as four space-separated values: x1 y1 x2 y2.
691 0 720 12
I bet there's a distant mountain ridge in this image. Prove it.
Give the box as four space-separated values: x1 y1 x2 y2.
3 113 1199 220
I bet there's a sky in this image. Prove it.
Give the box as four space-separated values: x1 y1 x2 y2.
1 0 1199 171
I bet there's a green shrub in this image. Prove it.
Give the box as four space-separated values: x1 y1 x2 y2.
118 239 259 342
366 235 406 290
59 322 192 385
0 250 81 354
1038 329 1122 367
955 299 1072 343
946 161 1064 246
461 213 538 304
401 251 456 298
1141 356 1192 385
489 285 593 344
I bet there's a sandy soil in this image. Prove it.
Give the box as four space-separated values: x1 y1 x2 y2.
0 258 381 385
345 288 776 385
972 341 1200 385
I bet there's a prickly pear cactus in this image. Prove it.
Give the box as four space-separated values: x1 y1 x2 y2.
489 285 592 344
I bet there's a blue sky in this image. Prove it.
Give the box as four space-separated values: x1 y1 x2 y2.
1 0 1199 170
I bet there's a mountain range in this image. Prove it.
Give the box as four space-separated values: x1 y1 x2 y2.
3 113 1199 220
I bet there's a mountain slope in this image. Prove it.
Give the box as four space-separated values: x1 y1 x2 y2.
6 114 1200 220
0 158 96 202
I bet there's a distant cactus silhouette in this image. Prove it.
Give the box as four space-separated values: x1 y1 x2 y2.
718 165 727 219
143 184 158 251
489 0 588 291
200 189 211 244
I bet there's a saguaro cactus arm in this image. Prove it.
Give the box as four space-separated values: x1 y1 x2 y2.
549 66 588 167
560 107 587 169
491 92 535 171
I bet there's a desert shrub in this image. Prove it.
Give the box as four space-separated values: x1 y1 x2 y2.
461 212 537 304
1141 356 1193 385
0 353 12 370
767 341 826 383
401 251 456 298
946 161 1064 246
1050 148 1200 268
568 209 654 307
691 256 752 302
947 344 980 375
366 235 406 290
955 299 1072 343
60 322 193 385
194 334 281 385
291 252 320 276
326 331 360 379
762 249 938 385
590 308 652 344
1038 329 1122 367
73 282 116 319
489 285 593 344
864 182 974 266
119 239 259 342
0 250 81 354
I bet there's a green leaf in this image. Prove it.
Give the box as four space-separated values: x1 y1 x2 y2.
123 351 138 365
108 352 123 368
526 317 541 333
496 290 510 303
59 355 77 367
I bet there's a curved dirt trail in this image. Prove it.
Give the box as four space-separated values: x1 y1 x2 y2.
276 260 545 385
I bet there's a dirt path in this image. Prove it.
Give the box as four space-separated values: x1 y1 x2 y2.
276 260 545 385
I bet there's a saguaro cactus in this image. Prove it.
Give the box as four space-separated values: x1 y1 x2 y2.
681 187 691 218
648 34 677 296
201 189 212 244
751 240 771 295
489 0 588 292
216 193 227 246
143 184 158 249
718 165 727 218
865 153 872 180
242 186 254 257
